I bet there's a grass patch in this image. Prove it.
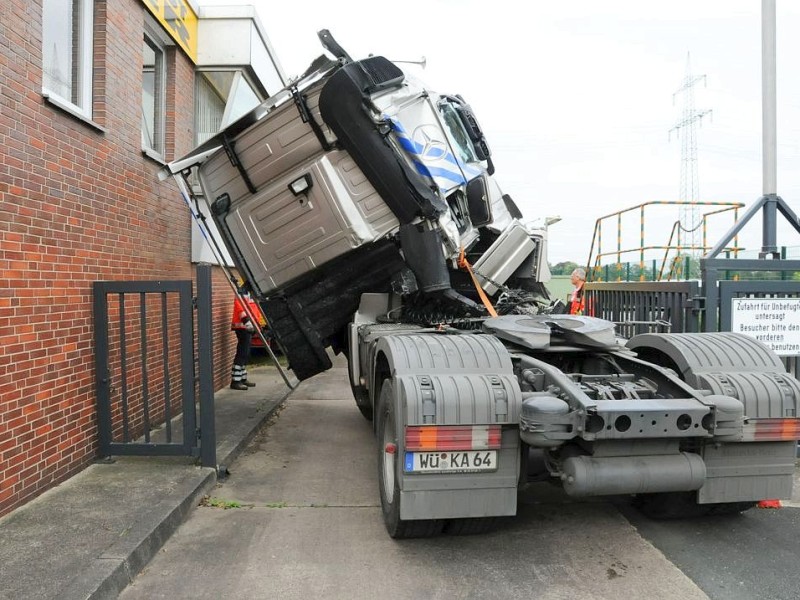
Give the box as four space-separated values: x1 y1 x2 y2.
201 496 243 509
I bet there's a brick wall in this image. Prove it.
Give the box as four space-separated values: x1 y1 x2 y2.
0 0 241 516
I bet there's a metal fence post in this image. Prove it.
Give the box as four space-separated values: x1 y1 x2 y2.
701 263 718 332
93 283 112 455
781 247 787 279
196 264 217 469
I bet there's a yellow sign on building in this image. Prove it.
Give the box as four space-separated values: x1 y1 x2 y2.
142 0 198 62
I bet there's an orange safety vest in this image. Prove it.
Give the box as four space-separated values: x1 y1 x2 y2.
568 284 585 315
231 295 266 330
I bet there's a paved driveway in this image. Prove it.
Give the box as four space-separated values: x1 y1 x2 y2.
120 362 800 600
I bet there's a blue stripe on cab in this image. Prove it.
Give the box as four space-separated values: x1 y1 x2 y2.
420 165 467 185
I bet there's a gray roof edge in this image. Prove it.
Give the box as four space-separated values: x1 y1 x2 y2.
196 5 288 85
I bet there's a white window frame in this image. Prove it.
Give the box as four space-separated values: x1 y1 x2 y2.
41 0 94 119
142 26 167 160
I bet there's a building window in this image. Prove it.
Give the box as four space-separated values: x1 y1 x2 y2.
195 71 261 145
42 0 94 117
142 34 166 157
192 70 263 265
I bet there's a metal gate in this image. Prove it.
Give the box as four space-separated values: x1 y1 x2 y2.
586 280 701 338
93 266 216 467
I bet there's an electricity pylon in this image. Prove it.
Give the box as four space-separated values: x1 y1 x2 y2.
669 53 712 257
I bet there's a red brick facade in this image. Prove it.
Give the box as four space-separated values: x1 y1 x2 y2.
0 0 241 516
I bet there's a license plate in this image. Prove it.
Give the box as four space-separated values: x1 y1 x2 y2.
404 451 497 473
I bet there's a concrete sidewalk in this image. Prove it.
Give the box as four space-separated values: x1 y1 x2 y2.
0 365 295 600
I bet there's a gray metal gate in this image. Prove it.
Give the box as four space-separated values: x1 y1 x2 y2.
586 280 701 338
584 276 800 378
93 265 216 467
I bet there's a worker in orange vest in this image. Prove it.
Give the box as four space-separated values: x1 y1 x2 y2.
568 268 586 315
230 286 266 390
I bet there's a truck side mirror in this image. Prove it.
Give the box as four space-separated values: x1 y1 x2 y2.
453 101 492 162
466 178 492 227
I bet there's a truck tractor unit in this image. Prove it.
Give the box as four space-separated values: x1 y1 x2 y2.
165 31 800 538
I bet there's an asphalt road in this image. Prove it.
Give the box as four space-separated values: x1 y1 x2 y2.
618 500 800 600
120 361 800 600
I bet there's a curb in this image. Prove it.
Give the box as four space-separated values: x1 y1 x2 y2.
59 468 216 600
57 385 294 600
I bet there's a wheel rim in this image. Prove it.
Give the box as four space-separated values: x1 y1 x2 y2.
382 410 395 505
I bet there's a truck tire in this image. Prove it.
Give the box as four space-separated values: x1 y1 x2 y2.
705 501 757 516
634 492 755 519
444 517 502 536
348 363 372 421
377 379 443 538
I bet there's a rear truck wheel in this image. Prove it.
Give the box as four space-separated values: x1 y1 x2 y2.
443 517 501 536
377 379 443 538
627 332 788 386
634 492 756 519
634 492 706 519
348 361 372 421
705 501 757 516
628 332 799 510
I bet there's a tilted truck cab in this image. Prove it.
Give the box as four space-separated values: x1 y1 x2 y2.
165 31 800 538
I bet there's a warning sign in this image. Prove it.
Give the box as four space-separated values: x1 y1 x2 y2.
731 298 800 356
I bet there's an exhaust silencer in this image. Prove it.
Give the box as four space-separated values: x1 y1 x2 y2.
561 453 706 497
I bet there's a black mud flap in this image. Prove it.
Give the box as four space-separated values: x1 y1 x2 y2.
318 57 447 224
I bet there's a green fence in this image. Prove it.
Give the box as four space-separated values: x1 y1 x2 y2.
590 246 800 283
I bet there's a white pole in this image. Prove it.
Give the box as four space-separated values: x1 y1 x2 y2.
762 0 777 196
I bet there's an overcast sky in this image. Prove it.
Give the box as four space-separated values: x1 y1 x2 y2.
203 0 800 264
